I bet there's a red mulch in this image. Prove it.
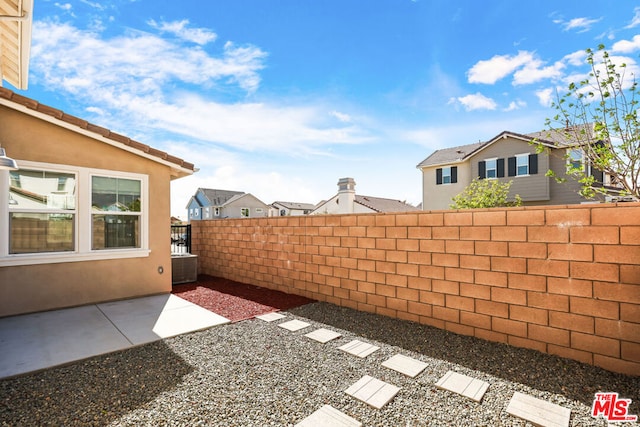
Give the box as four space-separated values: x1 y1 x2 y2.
171 275 315 323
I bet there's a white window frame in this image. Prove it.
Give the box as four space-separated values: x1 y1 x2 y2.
567 148 587 174
485 158 498 179
214 207 220 216
516 153 529 176
1 160 149 267
442 167 452 184
240 207 250 218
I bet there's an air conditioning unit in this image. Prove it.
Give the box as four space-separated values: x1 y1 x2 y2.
172 254 198 284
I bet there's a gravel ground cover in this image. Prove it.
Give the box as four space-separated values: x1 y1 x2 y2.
1 301 638 426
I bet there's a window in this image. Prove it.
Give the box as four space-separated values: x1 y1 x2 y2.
8 169 76 254
255 208 263 213
91 176 141 250
240 208 250 218
436 166 457 185
2 161 148 266
443 167 452 184
568 149 583 173
214 207 220 216
516 154 529 176
479 158 504 179
485 159 497 178
508 154 538 177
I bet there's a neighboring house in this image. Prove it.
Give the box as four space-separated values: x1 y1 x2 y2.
271 201 316 216
186 188 270 221
416 127 617 210
311 177 420 215
0 0 33 90
0 88 195 317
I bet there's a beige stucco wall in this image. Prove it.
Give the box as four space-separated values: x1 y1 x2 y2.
0 105 175 317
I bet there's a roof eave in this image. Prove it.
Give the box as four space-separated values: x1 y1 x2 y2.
0 93 195 177
416 158 467 170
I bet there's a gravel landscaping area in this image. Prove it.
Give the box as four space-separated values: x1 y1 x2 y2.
1 300 638 426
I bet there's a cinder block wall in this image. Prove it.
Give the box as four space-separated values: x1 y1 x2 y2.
192 203 640 376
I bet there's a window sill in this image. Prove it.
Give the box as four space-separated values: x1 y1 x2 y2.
0 249 151 267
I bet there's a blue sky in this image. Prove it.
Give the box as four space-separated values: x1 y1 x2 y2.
12 0 640 217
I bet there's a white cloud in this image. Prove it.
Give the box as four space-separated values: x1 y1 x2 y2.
31 21 266 95
147 19 218 45
330 110 352 123
54 3 73 11
30 20 372 155
79 0 107 11
563 50 587 67
625 7 640 29
504 100 526 111
555 16 602 33
453 93 497 111
612 35 640 53
467 51 534 84
126 94 371 152
536 88 554 107
513 60 565 85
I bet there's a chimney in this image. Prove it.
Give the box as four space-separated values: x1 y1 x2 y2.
337 177 356 213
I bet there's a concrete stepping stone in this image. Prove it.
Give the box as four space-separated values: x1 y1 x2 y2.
278 319 311 332
338 340 380 358
382 354 428 378
506 391 571 427
435 370 489 402
345 375 400 409
295 404 362 427
305 328 342 344
255 312 286 322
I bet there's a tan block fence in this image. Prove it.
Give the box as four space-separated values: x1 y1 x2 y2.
192 203 640 376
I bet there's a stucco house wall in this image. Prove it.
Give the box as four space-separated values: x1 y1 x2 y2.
0 91 193 317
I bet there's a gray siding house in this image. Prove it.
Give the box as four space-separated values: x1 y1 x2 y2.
271 201 316 216
186 188 270 221
417 127 615 210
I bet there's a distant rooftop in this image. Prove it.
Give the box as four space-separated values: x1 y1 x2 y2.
416 126 592 169
355 195 420 213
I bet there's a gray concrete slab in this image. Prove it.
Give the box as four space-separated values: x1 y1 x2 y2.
278 319 311 332
0 294 229 379
338 339 380 358
345 375 401 409
305 328 342 344
435 370 489 402
295 405 362 427
382 354 428 378
507 391 571 427
255 312 286 322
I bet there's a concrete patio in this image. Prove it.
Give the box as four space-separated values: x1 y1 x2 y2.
0 294 229 379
